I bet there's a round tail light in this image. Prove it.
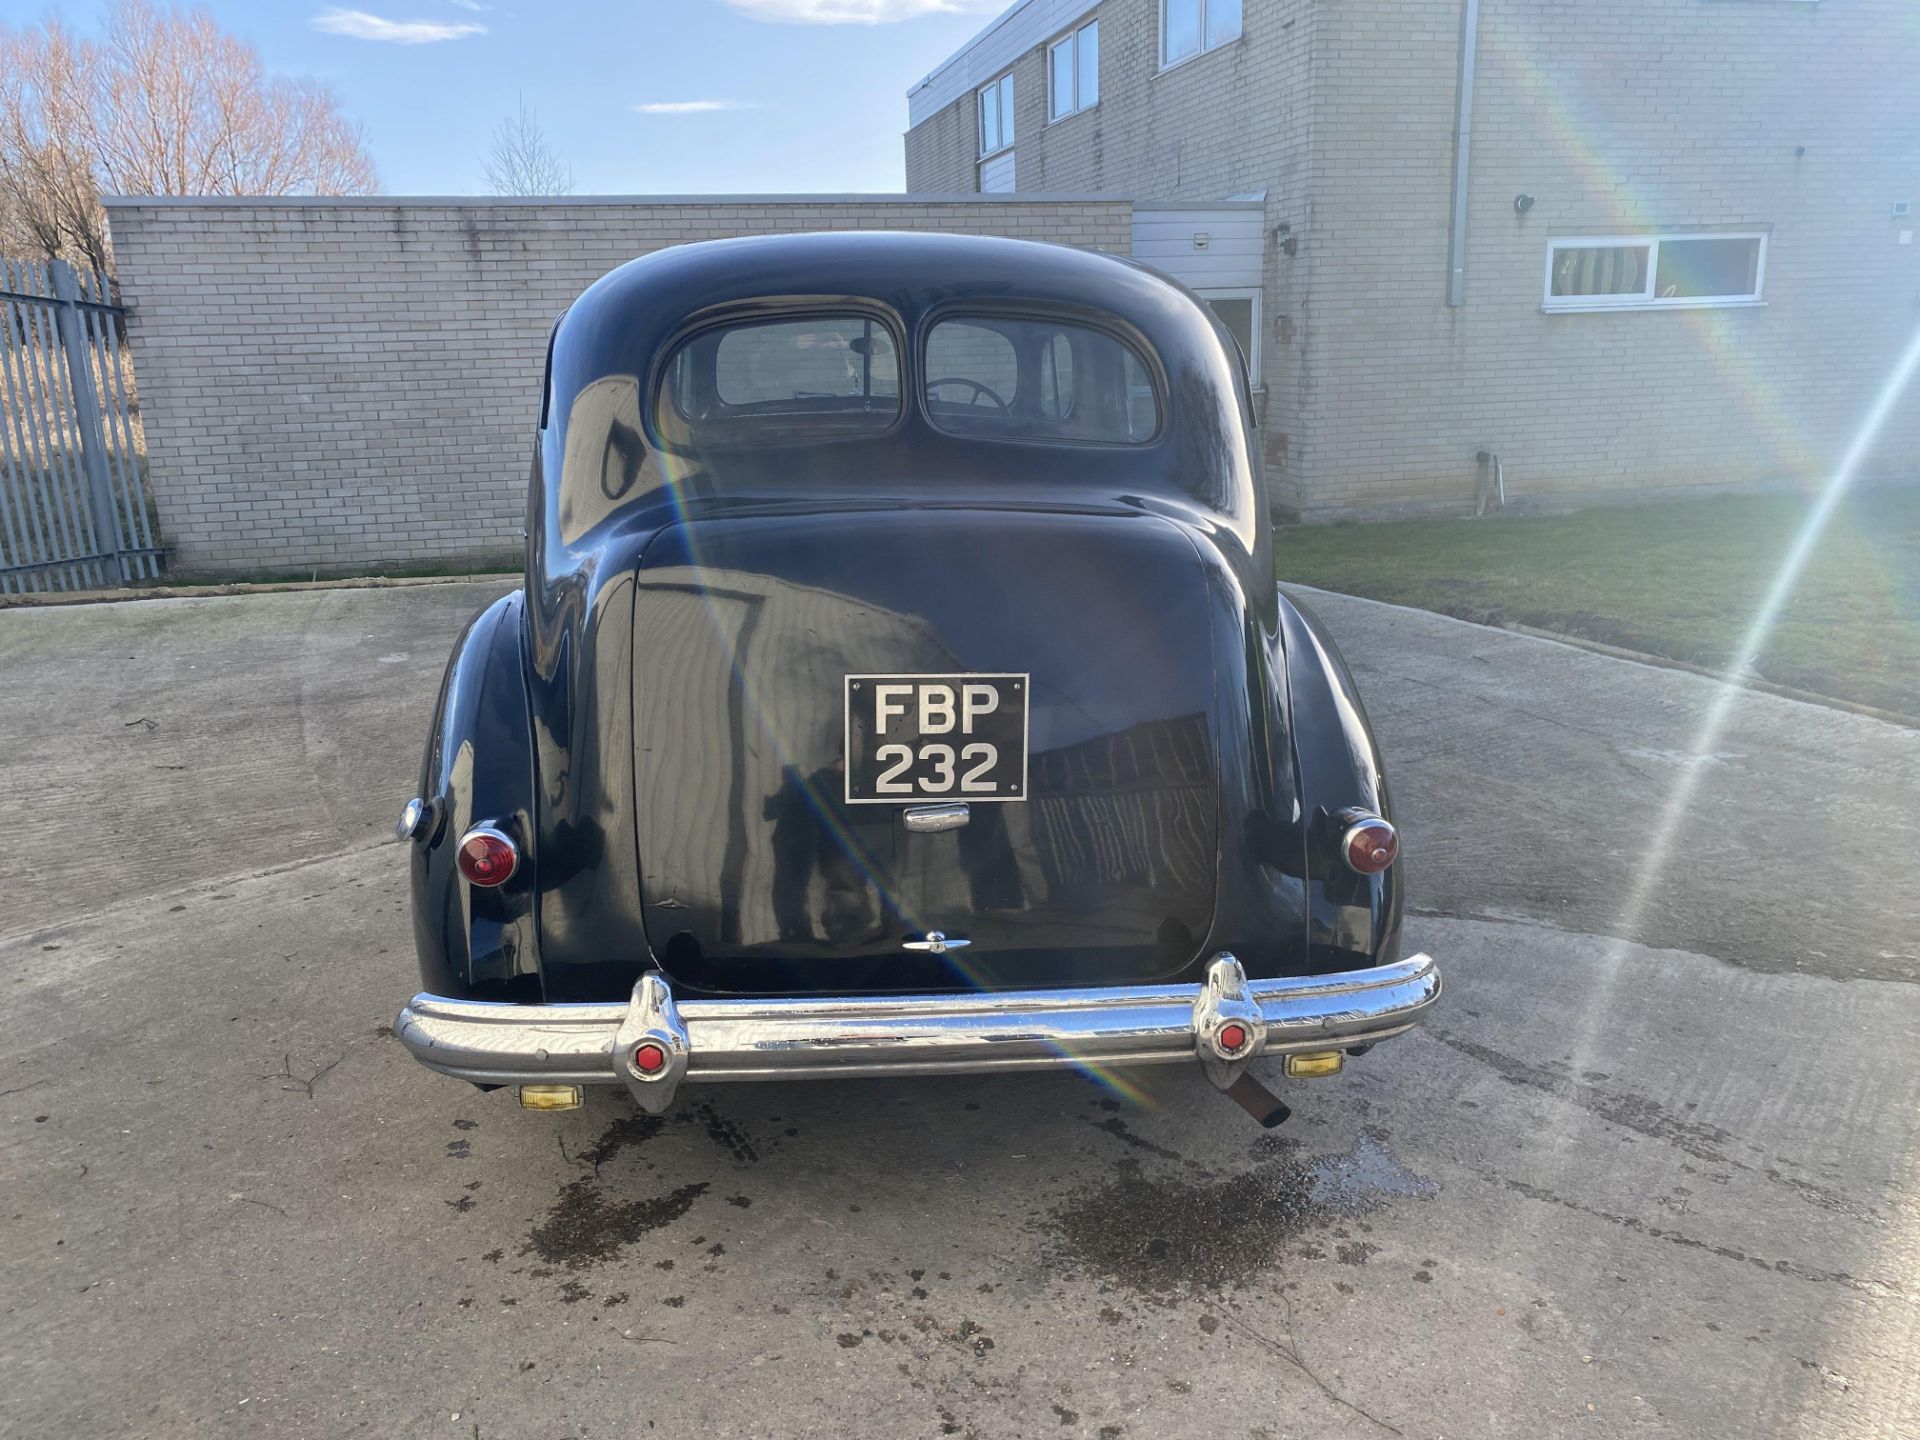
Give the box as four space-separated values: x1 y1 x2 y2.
1341 815 1398 874
456 826 519 887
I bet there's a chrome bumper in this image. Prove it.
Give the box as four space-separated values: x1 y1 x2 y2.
395 952 1439 1113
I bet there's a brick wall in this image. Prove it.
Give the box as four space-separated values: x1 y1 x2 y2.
904 0 1920 516
904 104 980 195
105 196 1133 576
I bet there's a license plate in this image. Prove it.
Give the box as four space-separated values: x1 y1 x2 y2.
844 673 1029 804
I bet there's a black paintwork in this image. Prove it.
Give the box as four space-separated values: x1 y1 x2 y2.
410 232 1399 1003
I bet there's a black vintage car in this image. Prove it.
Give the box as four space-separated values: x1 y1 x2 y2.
394 232 1438 1123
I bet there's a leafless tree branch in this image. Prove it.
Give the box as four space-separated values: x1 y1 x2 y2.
483 93 572 197
0 0 377 270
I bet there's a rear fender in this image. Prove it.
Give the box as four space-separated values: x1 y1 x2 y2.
410 591 542 999
1278 592 1404 972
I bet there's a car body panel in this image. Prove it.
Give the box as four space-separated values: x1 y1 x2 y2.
628 506 1224 994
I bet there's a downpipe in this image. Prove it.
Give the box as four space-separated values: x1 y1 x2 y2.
1475 449 1507 515
1446 0 1482 307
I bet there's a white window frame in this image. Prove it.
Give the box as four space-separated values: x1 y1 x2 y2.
977 71 1014 159
1197 287 1261 384
1160 0 1242 73
1048 21 1099 123
1542 232 1769 313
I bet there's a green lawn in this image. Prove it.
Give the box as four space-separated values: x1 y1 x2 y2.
1276 487 1920 717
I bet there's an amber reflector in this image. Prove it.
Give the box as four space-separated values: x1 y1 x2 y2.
1285 1051 1345 1079
519 1084 583 1111
1342 817 1398 874
456 828 518 887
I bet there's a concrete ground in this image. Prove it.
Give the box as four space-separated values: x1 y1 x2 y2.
2 581 1916 1439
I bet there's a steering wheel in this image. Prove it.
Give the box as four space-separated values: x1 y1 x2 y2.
927 376 1010 412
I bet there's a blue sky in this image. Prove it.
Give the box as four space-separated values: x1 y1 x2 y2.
2 0 1009 193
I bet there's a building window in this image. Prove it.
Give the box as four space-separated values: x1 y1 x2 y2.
1049 21 1099 121
977 71 1014 157
1544 233 1767 311
1162 0 1242 70
1199 289 1260 384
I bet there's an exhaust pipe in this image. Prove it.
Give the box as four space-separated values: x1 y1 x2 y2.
1223 1072 1292 1128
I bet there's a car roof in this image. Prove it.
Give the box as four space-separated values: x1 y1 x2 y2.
581 229 1180 319
558 230 1217 377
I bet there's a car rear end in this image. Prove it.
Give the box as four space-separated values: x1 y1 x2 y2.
393 232 1438 1114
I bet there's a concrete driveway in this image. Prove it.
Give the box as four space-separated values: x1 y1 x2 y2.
2 581 1915 1439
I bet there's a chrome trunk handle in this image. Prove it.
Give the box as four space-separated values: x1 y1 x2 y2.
901 802 969 833
902 931 970 954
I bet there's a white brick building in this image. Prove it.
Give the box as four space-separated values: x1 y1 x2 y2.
904 0 1920 516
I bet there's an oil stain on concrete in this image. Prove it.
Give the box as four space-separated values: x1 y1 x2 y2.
525 1111 710 1270
1047 1134 1435 1294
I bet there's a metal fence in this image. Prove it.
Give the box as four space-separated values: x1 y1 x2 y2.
1 258 162 592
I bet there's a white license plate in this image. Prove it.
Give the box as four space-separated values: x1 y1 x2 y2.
844 673 1029 804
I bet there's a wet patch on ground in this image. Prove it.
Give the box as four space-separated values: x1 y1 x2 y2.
1086 1115 1208 1172
523 1178 706 1269
1312 1131 1437 1205
577 1112 665 1169
1045 1134 1435 1295
697 1103 760 1162
525 1111 710 1270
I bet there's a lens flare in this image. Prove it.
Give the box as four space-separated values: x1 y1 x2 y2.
1608 317 1920 952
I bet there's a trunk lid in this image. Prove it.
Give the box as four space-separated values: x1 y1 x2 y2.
630 508 1221 995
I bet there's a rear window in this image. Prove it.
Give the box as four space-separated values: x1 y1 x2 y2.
923 315 1158 444
657 313 901 447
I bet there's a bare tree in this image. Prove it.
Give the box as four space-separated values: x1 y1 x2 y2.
0 1 376 269
484 95 572 197
0 20 110 270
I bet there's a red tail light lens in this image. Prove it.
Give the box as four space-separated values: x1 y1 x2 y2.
456 826 519 887
1341 816 1398 874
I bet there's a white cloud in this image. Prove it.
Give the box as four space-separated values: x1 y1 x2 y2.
310 8 486 42
720 0 995 23
633 100 759 115
445 0 489 10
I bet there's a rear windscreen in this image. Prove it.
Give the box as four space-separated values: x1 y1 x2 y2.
924 315 1159 444
657 313 901 447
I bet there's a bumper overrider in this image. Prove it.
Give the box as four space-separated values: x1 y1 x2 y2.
395 952 1440 1113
